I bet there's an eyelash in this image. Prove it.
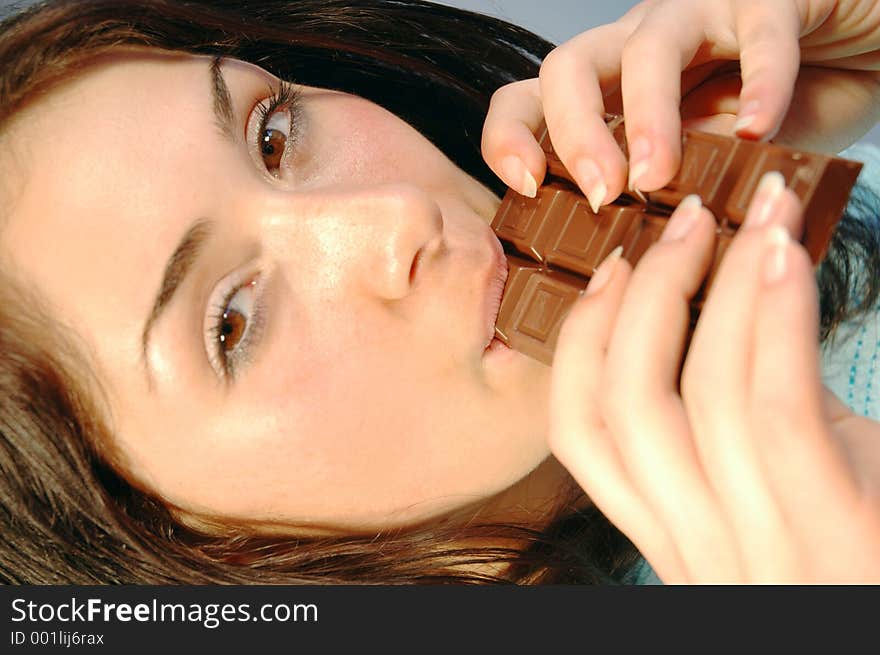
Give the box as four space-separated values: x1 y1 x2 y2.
204 83 298 380
206 274 268 381
255 80 303 175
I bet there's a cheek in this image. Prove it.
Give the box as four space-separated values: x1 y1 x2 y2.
253 334 463 446
218 368 445 522
255 337 450 457
299 92 455 188
137 335 550 525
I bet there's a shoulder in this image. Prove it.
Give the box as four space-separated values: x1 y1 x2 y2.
622 557 663 585
821 141 880 417
841 142 880 194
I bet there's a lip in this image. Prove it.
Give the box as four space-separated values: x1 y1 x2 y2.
481 230 508 351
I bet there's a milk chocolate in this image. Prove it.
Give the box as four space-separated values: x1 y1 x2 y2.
492 117 863 365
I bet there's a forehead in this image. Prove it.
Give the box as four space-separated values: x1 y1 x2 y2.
0 50 225 403
0 49 279 222
1 51 214 268
1 50 213 222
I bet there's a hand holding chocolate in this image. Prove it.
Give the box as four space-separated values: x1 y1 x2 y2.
491 116 863 365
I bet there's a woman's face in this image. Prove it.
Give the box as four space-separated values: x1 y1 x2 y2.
0 51 557 532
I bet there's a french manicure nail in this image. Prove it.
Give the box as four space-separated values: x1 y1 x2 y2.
763 225 790 285
627 136 652 191
745 170 785 228
585 245 623 296
661 194 703 242
734 100 760 133
500 155 537 198
574 157 607 213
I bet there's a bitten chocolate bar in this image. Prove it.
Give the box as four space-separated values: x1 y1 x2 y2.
492 116 863 365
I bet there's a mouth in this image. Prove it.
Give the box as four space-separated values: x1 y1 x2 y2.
482 231 508 351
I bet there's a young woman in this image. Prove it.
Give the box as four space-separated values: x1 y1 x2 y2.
1 0 878 584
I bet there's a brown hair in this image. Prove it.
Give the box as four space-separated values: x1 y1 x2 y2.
3 0 878 585
0 0 643 584
0 269 638 583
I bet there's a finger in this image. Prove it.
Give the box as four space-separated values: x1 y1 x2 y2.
680 60 744 101
538 23 633 211
620 0 706 192
749 230 868 568
684 179 805 437
608 198 716 401
599 197 744 581
481 78 545 197
550 248 689 583
682 113 737 135
682 185 806 581
733 0 801 140
680 71 742 121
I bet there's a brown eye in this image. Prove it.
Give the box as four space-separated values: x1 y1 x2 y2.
206 276 260 379
260 127 286 172
219 308 247 353
251 81 301 179
217 278 257 357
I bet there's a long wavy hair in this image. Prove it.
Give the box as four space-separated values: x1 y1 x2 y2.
0 0 877 584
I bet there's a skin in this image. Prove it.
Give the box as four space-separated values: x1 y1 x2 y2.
5 0 879 582
0 50 569 534
484 0 880 204
481 0 880 582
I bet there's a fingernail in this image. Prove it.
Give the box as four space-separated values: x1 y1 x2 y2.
734 100 760 133
585 245 623 296
574 157 607 213
744 170 786 228
500 155 537 198
661 194 703 242
762 226 791 285
627 136 652 191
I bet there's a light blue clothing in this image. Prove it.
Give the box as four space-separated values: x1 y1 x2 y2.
625 556 663 585
820 143 880 418
627 141 880 585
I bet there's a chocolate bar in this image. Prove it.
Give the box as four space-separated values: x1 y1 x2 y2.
492 117 863 365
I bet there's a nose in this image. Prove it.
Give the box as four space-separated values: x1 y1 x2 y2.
262 183 445 301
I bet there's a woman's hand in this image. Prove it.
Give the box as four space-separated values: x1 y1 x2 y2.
548 178 880 583
482 0 880 209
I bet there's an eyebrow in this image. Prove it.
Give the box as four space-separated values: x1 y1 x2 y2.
210 56 237 141
139 58 236 388
141 219 215 389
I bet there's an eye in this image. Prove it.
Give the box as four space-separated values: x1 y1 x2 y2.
218 279 254 350
251 81 302 179
259 110 291 175
205 273 267 380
